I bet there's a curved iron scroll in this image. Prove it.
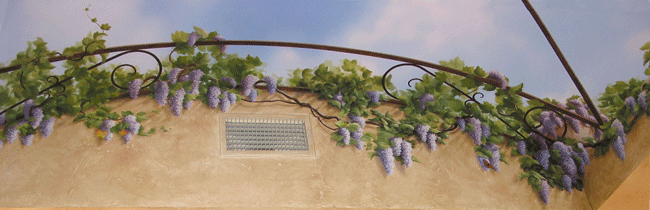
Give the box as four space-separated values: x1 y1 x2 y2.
0 49 162 116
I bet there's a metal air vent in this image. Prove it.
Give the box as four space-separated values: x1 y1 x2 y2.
225 117 309 151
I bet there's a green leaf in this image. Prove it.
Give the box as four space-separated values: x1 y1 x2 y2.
334 121 348 128
91 18 97 23
99 23 111 31
508 83 524 95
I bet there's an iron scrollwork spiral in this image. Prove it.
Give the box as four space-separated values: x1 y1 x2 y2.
522 106 569 142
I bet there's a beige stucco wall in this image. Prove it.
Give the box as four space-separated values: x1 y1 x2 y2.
584 116 650 209
0 90 596 209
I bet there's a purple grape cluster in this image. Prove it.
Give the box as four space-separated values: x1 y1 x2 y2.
415 124 430 142
189 70 205 94
536 150 550 170
419 93 435 110
333 93 345 106
554 142 578 181
228 93 237 104
484 143 500 172
207 86 221 108
40 117 55 138
221 77 236 88
611 119 626 144
21 134 34 146
169 68 182 84
348 115 366 129
539 111 563 138
487 70 507 89
612 136 625 160
378 148 395 175
23 99 34 118
248 89 258 102
530 131 548 150
539 179 550 205
366 91 379 104
390 137 403 156
179 75 189 83
219 96 231 112
402 141 413 167
457 118 466 131
562 175 573 194
263 76 277 95
625 96 637 113
170 89 185 116
566 115 581 134
638 91 647 111
576 143 590 166
213 35 228 53
0 138 3 150
187 31 200 47
183 100 193 110
517 141 526 155
123 132 133 143
351 131 363 150
122 115 140 143
6 124 19 143
30 107 43 129
154 82 169 105
426 132 437 151
0 113 5 125
338 127 350 145
101 119 115 132
467 117 482 145
241 75 259 97
477 155 491 171
481 124 490 138
128 79 143 99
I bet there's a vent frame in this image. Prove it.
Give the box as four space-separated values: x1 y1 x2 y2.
218 113 317 158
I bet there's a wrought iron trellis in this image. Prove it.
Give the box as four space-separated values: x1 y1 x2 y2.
0 0 604 139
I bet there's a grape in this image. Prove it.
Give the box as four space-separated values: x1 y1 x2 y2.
123 132 133 144
477 155 491 171
213 35 228 53
123 115 137 125
517 141 526 155
169 68 182 84
338 127 350 145
562 175 572 194
481 124 490 138
6 125 19 144
21 134 34 146
638 91 647 111
593 128 603 141
536 150 550 170
219 98 230 112
154 82 169 105
23 99 34 118
540 112 557 138
467 117 482 145
390 137 403 156
248 89 258 102
104 132 113 142
419 93 435 110
539 179 550 205
30 107 43 129
611 119 626 144
485 143 500 172
530 132 547 150
351 131 363 150
0 138 3 150
457 118 466 131
378 148 395 175
575 106 589 119
333 93 345 106
189 69 204 82
100 119 115 132
355 138 365 150
560 157 578 181
241 75 260 97
228 93 237 104
128 79 143 99
401 141 413 168
40 117 55 138
183 100 193 110
348 115 365 129
179 75 189 83
568 99 583 108
415 124 430 142
127 122 141 134
426 132 437 151
0 113 5 125
221 77 236 88
170 89 185 116
577 143 590 166
549 111 563 127
612 136 625 160
552 142 570 157
487 70 507 89
187 31 200 47
625 96 636 113
366 91 379 104
207 86 221 108
263 76 277 95
565 115 581 134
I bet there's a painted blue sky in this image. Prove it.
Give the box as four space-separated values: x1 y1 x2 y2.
1 0 649 103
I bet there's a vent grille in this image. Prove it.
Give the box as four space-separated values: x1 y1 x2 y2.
225 117 309 151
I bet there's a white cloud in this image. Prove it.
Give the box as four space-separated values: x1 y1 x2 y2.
624 29 650 63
